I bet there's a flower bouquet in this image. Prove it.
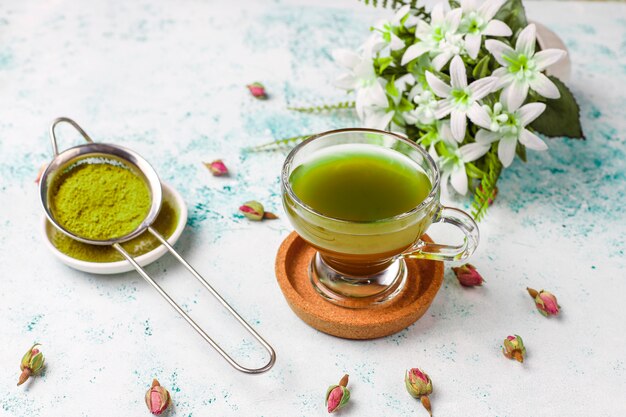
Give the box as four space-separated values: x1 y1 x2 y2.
251 0 583 220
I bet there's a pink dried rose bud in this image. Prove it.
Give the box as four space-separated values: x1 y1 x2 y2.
451 264 484 287
239 201 278 221
246 82 268 99
204 159 228 176
502 335 526 363
405 368 433 415
145 379 171 415
325 374 350 413
17 343 45 386
527 287 560 316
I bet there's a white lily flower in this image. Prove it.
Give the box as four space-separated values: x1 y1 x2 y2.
459 0 512 59
486 24 567 110
473 99 548 167
401 3 465 71
332 49 388 119
425 55 498 141
437 131 491 195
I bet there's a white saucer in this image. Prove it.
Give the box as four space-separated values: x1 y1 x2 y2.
42 182 188 275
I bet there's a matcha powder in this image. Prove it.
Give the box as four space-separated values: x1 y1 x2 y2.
50 163 151 240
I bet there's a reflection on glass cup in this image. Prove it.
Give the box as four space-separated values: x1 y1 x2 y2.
281 128 479 308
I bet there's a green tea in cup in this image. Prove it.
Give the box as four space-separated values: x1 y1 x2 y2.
281 129 479 307
289 144 431 222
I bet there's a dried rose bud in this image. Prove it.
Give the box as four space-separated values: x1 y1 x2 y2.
405 368 433 415
204 159 228 176
17 343 45 386
246 82 267 99
145 379 171 415
239 201 265 221
35 164 47 185
452 264 484 287
502 335 526 363
326 374 350 413
527 287 560 317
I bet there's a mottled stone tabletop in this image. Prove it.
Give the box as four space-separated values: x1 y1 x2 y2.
0 1 625 416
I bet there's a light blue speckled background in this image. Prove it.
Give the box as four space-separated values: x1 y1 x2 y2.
0 1 625 416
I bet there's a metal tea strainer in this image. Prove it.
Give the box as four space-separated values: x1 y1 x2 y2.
40 117 276 374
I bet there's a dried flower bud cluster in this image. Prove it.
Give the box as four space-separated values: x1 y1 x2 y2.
527 287 560 316
204 159 228 176
502 335 526 363
247 82 268 99
239 200 278 221
452 264 484 287
145 379 171 415
405 368 433 415
325 374 350 413
17 343 45 386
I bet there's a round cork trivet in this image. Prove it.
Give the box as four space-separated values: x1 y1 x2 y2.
275 232 444 340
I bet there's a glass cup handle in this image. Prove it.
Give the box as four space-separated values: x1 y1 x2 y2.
402 206 479 262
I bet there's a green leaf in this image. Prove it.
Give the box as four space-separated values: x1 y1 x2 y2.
515 142 527 162
287 101 355 113
495 0 528 35
471 148 502 222
386 76 399 97
377 56 394 74
472 55 491 79
244 134 312 152
529 76 584 139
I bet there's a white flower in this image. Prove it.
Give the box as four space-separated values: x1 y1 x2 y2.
437 130 491 195
486 24 567 110
401 3 465 70
417 0 449 13
425 55 497 141
459 0 512 59
363 74 416 130
472 99 548 167
404 83 439 126
332 49 388 119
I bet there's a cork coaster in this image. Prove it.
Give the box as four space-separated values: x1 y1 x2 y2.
275 232 444 340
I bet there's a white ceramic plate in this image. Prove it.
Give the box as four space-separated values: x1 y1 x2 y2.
42 182 188 274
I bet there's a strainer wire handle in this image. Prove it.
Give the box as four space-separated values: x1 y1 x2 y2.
50 117 94 156
113 227 276 374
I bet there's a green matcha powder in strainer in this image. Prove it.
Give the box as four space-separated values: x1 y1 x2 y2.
50 163 151 240
48 162 180 263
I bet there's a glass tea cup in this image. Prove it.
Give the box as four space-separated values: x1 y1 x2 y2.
281 128 479 308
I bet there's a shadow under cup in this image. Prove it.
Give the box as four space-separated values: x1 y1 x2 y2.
281 128 479 308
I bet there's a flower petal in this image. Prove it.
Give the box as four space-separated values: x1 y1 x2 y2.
483 20 512 37
534 49 567 71
390 33 406 51
476 129 501 144
450 55 468 88
431 2 447 24
517 102 546 126
497 137 517 167
485 40 514 66
435 98 455 119
479 0 507 20
492 67 514 89
446 8 463 33
469 76 497 100
465 34 481 60
401 42 430 65
369 80 389 108
529 72 561 99
334 73 357 90
450 109 467 142
460 142 490 162
332 49 361 69
460 0 478 13
450 163 468 195
515 24 536 56
467 102 492 129
393 5 411 23
519 129 548 151
432 51 454 71
502 80 529 111
426 71 452 98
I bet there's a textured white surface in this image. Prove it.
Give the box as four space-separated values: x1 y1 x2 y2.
0 1 625 416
